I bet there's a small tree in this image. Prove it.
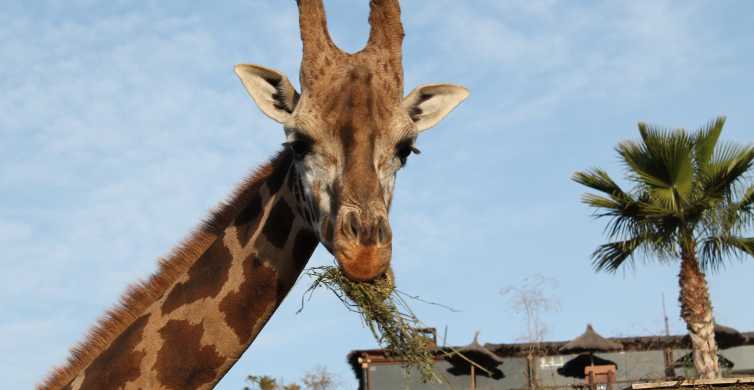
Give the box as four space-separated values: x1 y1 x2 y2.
501 275 559 388
244 375 302 390
500 275 560 348
573 117 754 378
244 375 279 390
243 367 336 390
302 366 338 390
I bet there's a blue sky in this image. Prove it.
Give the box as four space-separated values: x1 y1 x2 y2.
2 1 754 389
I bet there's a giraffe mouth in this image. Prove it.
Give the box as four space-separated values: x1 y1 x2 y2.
329 206 392 282
335 246 391 282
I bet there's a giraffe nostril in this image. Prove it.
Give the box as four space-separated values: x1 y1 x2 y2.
344 211 360 240
376 218 391 245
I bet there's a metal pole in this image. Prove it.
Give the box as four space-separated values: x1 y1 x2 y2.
359 356 371 390
662 293 675 377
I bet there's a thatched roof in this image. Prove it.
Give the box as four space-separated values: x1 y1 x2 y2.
681 323 747 350
444 332 504 379
484 331 754 357
559 324 622 353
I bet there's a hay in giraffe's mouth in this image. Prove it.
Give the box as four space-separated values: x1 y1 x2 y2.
300 265 440 383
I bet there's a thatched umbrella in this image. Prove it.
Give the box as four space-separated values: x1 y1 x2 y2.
445 332 504 389
681 323 747 350
559 324 621 378
558 354 618 378
560 324 622 354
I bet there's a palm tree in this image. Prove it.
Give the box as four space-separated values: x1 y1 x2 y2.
572 117 754 379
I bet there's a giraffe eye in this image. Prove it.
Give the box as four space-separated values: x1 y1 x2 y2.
284 136 314 160
396 140 420 166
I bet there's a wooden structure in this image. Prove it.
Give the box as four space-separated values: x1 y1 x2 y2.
585 364 617 390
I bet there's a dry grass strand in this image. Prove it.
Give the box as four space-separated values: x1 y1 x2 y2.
301 266 440 383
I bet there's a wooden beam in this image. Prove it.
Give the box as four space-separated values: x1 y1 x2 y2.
632 376 754 389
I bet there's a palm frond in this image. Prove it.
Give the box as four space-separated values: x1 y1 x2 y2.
646 187 684 216
699 235 754 271
700 144 754 202
579 191 652 240
592 236 647 272
617 139 670 189
740 184 754 211
639 124 694 193
581 193 625 212
694 116 725 168
698 183 754 243
636 195 681 220
736 184 754 230
658 130 694 199
603 212 646 240
712 141 754 168
730 236 754 256
574 170 652 240
579 186 682 242
620 123 694 203
572 169 626 197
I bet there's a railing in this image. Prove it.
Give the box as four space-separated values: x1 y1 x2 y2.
508 378 671 390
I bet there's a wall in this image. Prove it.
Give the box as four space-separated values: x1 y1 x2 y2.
363 345 754 389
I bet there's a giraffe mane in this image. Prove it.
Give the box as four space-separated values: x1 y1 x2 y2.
39 150 292 390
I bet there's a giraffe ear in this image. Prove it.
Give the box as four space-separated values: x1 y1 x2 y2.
235 64 300 124
402 84 469 132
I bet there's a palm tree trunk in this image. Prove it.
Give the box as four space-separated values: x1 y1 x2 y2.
678 244 720 379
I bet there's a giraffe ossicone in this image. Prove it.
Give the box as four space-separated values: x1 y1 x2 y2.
41 1 468 389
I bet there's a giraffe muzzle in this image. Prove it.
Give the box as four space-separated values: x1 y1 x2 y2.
333 209 392 282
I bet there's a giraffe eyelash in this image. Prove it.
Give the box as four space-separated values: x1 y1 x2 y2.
282 133 315 159
395 139 420 166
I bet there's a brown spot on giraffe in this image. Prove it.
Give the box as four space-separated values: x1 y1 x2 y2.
154 320 226 390
266 151 292 194
293 229 319 270
262 200 295 249
78 314 149 389
234 192 263 246
278 228 319 299
161 236 233 315
219 253 279 344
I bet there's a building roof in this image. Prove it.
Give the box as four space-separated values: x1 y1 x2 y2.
347 330 754 384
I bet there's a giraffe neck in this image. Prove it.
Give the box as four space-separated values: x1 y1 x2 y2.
44 150 320 390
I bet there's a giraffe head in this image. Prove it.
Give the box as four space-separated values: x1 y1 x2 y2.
234 0 468 282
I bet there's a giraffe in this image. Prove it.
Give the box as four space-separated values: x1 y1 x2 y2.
40 1 469 389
